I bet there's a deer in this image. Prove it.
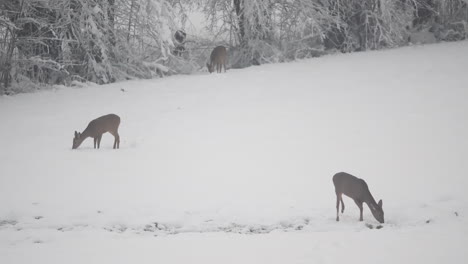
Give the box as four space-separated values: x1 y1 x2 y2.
207 46 227 73
333 172 384 223
72 114 120 149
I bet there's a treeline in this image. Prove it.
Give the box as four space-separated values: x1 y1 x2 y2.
1 0 467 94
0 0 177 93
202 0 467 67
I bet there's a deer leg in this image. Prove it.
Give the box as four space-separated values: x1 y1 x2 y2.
93 137 97 149
359 206 364 221
336 193 341 221
110 131 120 149
97 135 102 149
341 197 345 213
115 132 120 149
354 200 364 221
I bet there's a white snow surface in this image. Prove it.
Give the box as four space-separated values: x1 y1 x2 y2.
1 41 468 263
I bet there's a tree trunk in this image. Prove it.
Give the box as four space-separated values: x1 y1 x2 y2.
127 0 136 43
108 0 116 47
0 0 24 91
233 0 245 44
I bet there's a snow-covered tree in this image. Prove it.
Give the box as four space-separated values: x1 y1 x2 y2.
0 0 178 93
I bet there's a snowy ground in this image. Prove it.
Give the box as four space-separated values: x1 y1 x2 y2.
1 41 468 263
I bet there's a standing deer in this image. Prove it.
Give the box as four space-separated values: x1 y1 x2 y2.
72 114 120 149
333 172 384 223
207 46 227 73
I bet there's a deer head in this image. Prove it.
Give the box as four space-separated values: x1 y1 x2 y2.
206 62 214 73
72 131 83 149
370 199 384 223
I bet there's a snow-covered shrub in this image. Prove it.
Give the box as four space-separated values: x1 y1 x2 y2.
201 0 334 66
411 0 468 42
323 0 414 51
435 0 468 41
201 0 416 64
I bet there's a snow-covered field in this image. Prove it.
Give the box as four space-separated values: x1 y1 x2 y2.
1 41 468 263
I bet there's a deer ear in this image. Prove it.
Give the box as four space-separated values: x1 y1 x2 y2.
74 131 78 137
378 199 383 207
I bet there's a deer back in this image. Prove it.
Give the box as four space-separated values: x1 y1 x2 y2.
333 172 372 202
84 114 120 137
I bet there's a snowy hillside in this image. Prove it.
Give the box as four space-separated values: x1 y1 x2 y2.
1 41 468 264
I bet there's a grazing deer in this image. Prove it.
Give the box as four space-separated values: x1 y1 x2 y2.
72 114 120 149
333 172 384 223
207 46 227 73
